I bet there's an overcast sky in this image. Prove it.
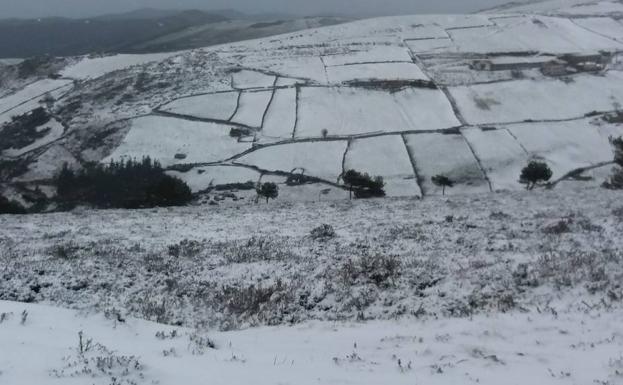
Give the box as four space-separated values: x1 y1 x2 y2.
0 0 518 19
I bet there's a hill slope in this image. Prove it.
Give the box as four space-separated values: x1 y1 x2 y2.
1 1 623 207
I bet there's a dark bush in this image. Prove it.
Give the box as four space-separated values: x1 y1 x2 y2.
342 169 385 199
0 195 27 214
256 182 278 203
310 224 336 240
520 161 553 190
431 174 454 195
55 157 192 209
603 137 623 189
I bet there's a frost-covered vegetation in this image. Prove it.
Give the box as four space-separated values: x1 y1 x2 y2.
1 187 622 330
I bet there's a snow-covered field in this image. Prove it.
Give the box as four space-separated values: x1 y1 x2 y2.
3 3 623 384
404 132 490 194
260 87 297 140
2 187 623 384
230 90 273 128
3 2 623 203
450 71 623 125
236 140 347 181
295 87 460 138
159 91 240 122
105 115 251 167
506 119 617 179
325 62 429 84
344 135 421 197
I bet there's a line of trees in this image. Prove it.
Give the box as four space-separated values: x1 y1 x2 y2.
341 169 386 199
55 157 192 209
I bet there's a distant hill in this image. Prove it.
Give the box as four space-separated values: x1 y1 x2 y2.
0 9 348 58
0 10 228 58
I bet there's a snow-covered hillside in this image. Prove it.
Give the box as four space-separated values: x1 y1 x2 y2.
1 186 623 384
1 0 623 205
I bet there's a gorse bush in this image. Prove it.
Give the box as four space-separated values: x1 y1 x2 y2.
56 157 192 209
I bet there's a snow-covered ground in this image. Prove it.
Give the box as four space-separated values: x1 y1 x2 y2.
2 299 623 385
2 186 623 384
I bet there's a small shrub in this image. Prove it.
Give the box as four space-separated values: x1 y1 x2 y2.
542 218 572 234
310 224 336 240
221 237 296 264
50 331 144 384
168 239 203 258
340 254 401 288
49 242 82 260
187 332 216 355
520 160 553 190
